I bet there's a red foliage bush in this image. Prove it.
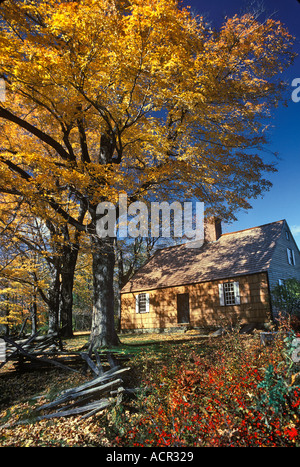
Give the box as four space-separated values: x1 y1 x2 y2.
113 328 300 447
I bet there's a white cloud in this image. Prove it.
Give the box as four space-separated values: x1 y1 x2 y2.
291 225 300 237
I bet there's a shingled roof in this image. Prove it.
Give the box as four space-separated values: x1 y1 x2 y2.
121 219 285 293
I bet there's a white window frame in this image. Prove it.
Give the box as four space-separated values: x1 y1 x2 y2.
287 248 296 266
135 293 150 314
219 281 240 306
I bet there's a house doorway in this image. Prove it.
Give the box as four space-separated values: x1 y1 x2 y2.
177 293 190 324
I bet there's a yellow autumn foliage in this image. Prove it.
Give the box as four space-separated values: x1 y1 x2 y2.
0 0 295 338
0 0 295 222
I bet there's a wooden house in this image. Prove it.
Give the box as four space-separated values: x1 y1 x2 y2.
120 219 300 333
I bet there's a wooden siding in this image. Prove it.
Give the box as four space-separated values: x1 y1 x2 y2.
120 272 271 332
268 221 300 291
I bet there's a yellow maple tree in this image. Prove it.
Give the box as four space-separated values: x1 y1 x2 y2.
0 0 295 346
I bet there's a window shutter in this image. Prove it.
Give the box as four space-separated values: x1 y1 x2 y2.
219 284 225 306
135 295 139 313
292 250 296 266
145 293 150 313
233 282 240 305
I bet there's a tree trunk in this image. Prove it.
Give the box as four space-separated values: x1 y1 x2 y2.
59 246 79 338
30 284 38 335
47 263 61 335
59 206 86 337
89 234 119 349
60 270 74 338
4 293 10 336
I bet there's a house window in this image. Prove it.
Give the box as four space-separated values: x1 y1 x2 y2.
135 293 149 313
278 279 285 286
286 230 290 240
223 282 236 305
287 248 296 266
219 281 240 306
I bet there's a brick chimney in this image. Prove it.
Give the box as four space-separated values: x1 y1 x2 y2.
204 217 222 243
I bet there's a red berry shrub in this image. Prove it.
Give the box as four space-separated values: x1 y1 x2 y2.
112 326 300 447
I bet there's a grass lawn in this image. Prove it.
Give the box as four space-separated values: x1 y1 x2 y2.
0 327 299 447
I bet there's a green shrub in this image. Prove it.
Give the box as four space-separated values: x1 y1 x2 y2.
272 279 300 320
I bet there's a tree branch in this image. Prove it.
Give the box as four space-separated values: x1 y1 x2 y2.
77 117 91 163
0 106 76 162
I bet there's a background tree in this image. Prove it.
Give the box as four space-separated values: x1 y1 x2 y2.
0 213 49 335
272 279 300 319
0 0 295 347
72 250 93 332
0 192 84 336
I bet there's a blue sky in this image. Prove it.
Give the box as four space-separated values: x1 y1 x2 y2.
182 0 300 245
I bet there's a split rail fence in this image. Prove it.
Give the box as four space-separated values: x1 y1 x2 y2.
0 332 136 425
